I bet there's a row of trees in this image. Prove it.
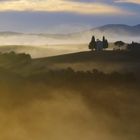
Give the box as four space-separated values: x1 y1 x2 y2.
127 42 140 51
114 41 140 51
88 36 108 51
114 41 125 50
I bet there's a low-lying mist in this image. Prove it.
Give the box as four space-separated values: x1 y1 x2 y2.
0 44 87 58
0 83 140 140
0 34 139 46
0 33 139 58
0 47 140 140
0 67 140 140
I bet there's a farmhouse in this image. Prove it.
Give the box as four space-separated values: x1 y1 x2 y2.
96 39 104 51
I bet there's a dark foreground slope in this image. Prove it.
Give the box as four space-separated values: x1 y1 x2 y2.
33 51 140 73
0 51 140 140
36 51 140 62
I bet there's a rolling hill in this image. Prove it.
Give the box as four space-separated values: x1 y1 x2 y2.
33 51 140 73
93 24 140 36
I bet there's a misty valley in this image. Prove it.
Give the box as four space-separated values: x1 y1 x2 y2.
0 0 140 139
0 47 140 140
0 19 140 140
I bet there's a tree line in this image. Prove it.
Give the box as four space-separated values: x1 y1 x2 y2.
88 35 140 51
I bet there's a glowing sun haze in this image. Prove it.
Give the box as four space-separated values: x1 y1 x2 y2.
0 0 131 15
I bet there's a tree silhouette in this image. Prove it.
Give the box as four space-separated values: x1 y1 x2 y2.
114 41 125 50
88 36 96 51
103 36 108 49
127 41 140 51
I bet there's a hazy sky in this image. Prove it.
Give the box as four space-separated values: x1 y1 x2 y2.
0 0 140 33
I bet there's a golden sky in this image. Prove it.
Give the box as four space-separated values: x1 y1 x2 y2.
0 0 139 33
0 0 133 15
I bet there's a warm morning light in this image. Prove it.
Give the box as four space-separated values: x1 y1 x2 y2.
0 0 140 140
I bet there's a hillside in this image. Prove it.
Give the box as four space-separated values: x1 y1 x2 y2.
33 51 140 73
0 51 140 140
0 50 140 75
35 51 140 62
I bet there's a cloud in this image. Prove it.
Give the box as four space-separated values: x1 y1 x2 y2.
0 0 133 15
115 0 140 4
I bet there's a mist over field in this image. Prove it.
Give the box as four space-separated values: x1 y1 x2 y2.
0 0 140 138
0 26 140 58
0 29 140 46
0 84 139 140
0 24 140 140
0 64 140 140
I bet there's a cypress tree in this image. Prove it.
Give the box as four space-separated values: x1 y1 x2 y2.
88 36 96 51
103 36 108 49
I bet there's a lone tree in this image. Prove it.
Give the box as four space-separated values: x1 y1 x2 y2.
114 41 125 50
102 36 108 49
89 36 96 51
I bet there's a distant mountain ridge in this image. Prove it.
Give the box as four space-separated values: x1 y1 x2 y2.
92 24 140 36
0 24 140 36
0 24 139 45
0 31 23 36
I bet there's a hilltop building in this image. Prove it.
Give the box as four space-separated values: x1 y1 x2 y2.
95 39 104 51
88 36 108 51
